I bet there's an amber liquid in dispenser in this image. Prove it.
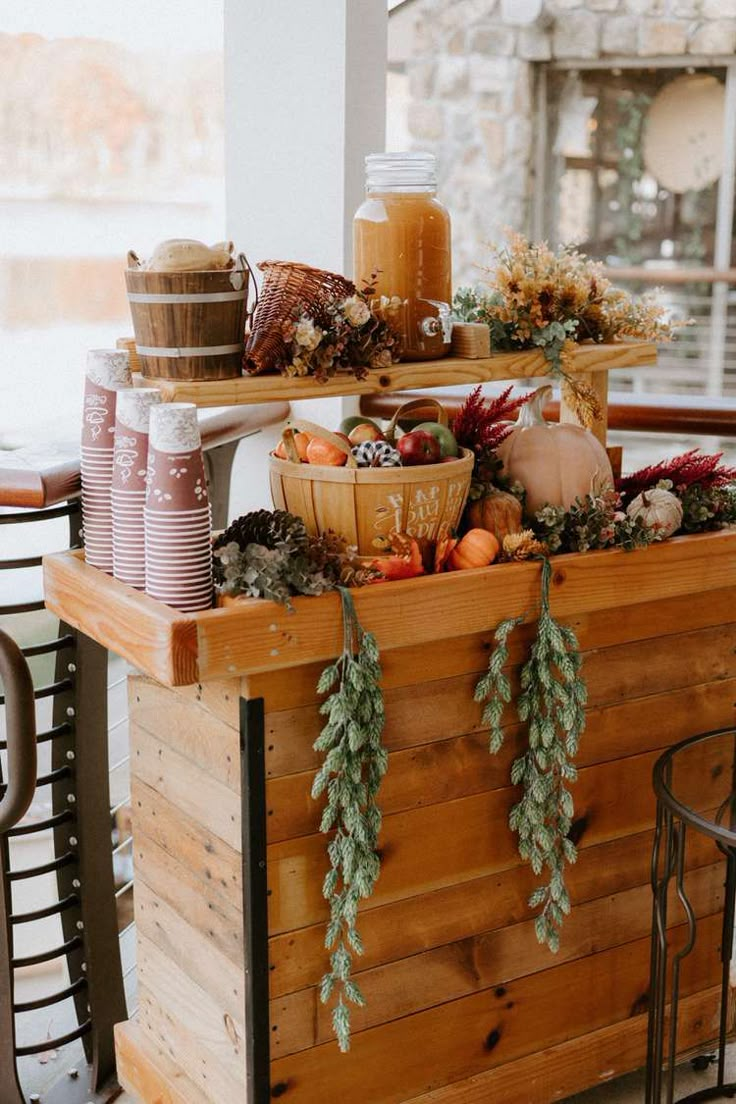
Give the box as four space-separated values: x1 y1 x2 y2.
353 154 452 361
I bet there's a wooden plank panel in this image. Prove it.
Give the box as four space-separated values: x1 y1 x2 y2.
130 676 240 776
139 341 657 407
116 1020 201 1104
401 985 724 1104
266 679 736 838
135 877 244 1026
43 532 736 686
131 778 241 911
134 829 243 970
271 862 725 1058
268 913 722 1104
245 585 736 711
137 935 245 1091
133 728 241 851
138 984 244 1104
266 741 730 934
268 822 719 999
43 549 199 686
197 532 736 681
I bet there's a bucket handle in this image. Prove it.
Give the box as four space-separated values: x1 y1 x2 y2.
239 253 259 327
0 630 37 833
279 419 359 468
384 397 448 443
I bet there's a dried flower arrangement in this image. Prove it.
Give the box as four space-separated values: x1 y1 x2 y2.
281 283 399 383
212 509 374 606
453 233 683 426
616 449 736 534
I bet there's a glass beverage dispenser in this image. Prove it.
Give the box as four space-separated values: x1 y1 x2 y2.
353 152 452 361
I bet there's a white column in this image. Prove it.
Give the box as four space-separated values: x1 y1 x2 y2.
223 0 388 509
224 0 387 278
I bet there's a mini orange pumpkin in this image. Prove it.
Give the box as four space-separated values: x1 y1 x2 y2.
466 489 522 542
448 528 499 571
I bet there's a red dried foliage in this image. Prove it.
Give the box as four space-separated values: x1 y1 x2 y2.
451 385 529 457
617 449 736 500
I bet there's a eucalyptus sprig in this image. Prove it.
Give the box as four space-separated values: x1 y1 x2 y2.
312 587 387 1052
475 558 587 952
474 614 524 753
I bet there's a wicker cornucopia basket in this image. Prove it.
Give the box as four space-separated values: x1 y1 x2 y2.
244 260 355 375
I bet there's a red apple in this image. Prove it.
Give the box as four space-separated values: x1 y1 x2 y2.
397 429 442 466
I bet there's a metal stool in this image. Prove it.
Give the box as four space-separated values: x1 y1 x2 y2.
647 727 736 1104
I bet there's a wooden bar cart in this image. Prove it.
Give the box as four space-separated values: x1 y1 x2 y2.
43 345 736 1104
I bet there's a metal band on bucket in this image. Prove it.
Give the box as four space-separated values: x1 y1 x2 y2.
135 343 244 358
127 290 247 304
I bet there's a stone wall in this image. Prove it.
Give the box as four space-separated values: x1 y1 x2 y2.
405 0 736 283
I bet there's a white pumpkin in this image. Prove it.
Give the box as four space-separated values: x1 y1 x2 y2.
496 385 614 515
626 488 683 540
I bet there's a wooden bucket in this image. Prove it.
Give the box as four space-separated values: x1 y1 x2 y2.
269 416 474 554
125 262 249 381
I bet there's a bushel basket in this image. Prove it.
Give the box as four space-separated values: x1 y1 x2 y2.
269 406 473 555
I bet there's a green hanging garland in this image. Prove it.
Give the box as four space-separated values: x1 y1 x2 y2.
475 557 587 952
312 587 387 1052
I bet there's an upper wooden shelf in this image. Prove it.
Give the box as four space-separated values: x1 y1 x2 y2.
135 342 657 408
43 530 735 688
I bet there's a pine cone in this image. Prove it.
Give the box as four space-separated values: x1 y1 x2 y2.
213 508 309 554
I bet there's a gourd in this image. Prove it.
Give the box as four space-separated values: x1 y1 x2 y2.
466 488 523 541
496 385 613 515
448 528 499 571
626 488 682 540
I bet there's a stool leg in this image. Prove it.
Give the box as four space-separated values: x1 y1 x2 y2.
665 820 696 1104
647 801 676 1104
717 847 736 1087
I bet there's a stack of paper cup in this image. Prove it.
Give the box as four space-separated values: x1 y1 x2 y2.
144 403 213 611
81 350 132 572
112 389 162 589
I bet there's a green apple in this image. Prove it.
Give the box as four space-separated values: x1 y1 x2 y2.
339 415 382 436
415 421 459 458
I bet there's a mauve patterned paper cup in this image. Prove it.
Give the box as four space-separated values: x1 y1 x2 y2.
144 404 212 612
81 350 132 572
112 389 162 589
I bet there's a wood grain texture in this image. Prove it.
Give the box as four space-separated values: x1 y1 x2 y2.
133 828 243 970
43 550 198 686
42 531 736 686
271 862 725 1058
400 985 724 1104
244 584 736 711
268 913 722 1103
138 341 657 407
268 821 719 1000
116 1020 200 1104
197 531 736 681
266 741 731 935
265 673 736 841
130 677 240 792
131 778 241 909
261 619 736 784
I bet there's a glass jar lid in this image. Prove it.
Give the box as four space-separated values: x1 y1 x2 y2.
365 151 437 191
